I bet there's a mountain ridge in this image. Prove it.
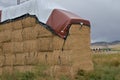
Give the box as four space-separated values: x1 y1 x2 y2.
91 40 120 46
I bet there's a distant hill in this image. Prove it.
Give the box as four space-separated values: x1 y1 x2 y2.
91 40 120 50
91 40 120 46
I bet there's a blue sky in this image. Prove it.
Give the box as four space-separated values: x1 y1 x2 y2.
0 0 120 42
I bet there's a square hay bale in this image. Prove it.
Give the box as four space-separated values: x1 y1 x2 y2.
37 52 53 65
12 20 23 30
60 50 72 65
22 27 38 40
35 24 53 37
22 17 36 28
14 53 26 65
70 50 92 62
69 24 90 35
24 65 35 72
25 52 38 65
3 42 13 53
52 50 73 65
14 66 35 72
46 52 54 65
0 55 4 67
53 35 64 50
14 66 26 73
0 30 12 43
37 37 53 51
11 29 23 42
52 50 62 65
3 42 23 53
2 66 13 74
12 42 23 53
64 35 90 50
0 22 13 31
37 52 46 64
52 65 72 78
72 60 93 71
4 54 15 66
70 50 93 71
23 40 38 52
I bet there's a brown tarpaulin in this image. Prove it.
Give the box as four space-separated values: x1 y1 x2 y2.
47 9 90 39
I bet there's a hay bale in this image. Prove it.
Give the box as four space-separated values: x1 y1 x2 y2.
23 40 38 52
64 35 90 50
14 66 26 72
3 42 23 53
12 42 23 53
69 25 90 35
37 37 53 51
70 50 92 62
25 52 38 65
35 24 53 37
12 20 23 30
0 55 4 67
0 22 13 31
22 27 38 40
11 29 23 42
37 52 46 64
46 52 54 65
52 50 73 65
25 65 35 72
72 60 93 71
4 54 15 66
52 50 61 65
0 30 12 43
69 50 93 71
52 65 72 78
3 42 13 53
2 66 13 74
14 53 26 65
22 17 36 28
37 52 53 65
60 50 72 65
14 66 35 72
53 35 64 50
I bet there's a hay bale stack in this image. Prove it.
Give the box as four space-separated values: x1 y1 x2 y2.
63 24 93 71
0 16 93 74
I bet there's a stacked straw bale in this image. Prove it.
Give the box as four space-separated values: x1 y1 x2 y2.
0 16 93 75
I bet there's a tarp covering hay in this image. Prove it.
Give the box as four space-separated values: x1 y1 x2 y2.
0 3 93 75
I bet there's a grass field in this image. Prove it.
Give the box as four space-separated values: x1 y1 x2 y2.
0 53 120 80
